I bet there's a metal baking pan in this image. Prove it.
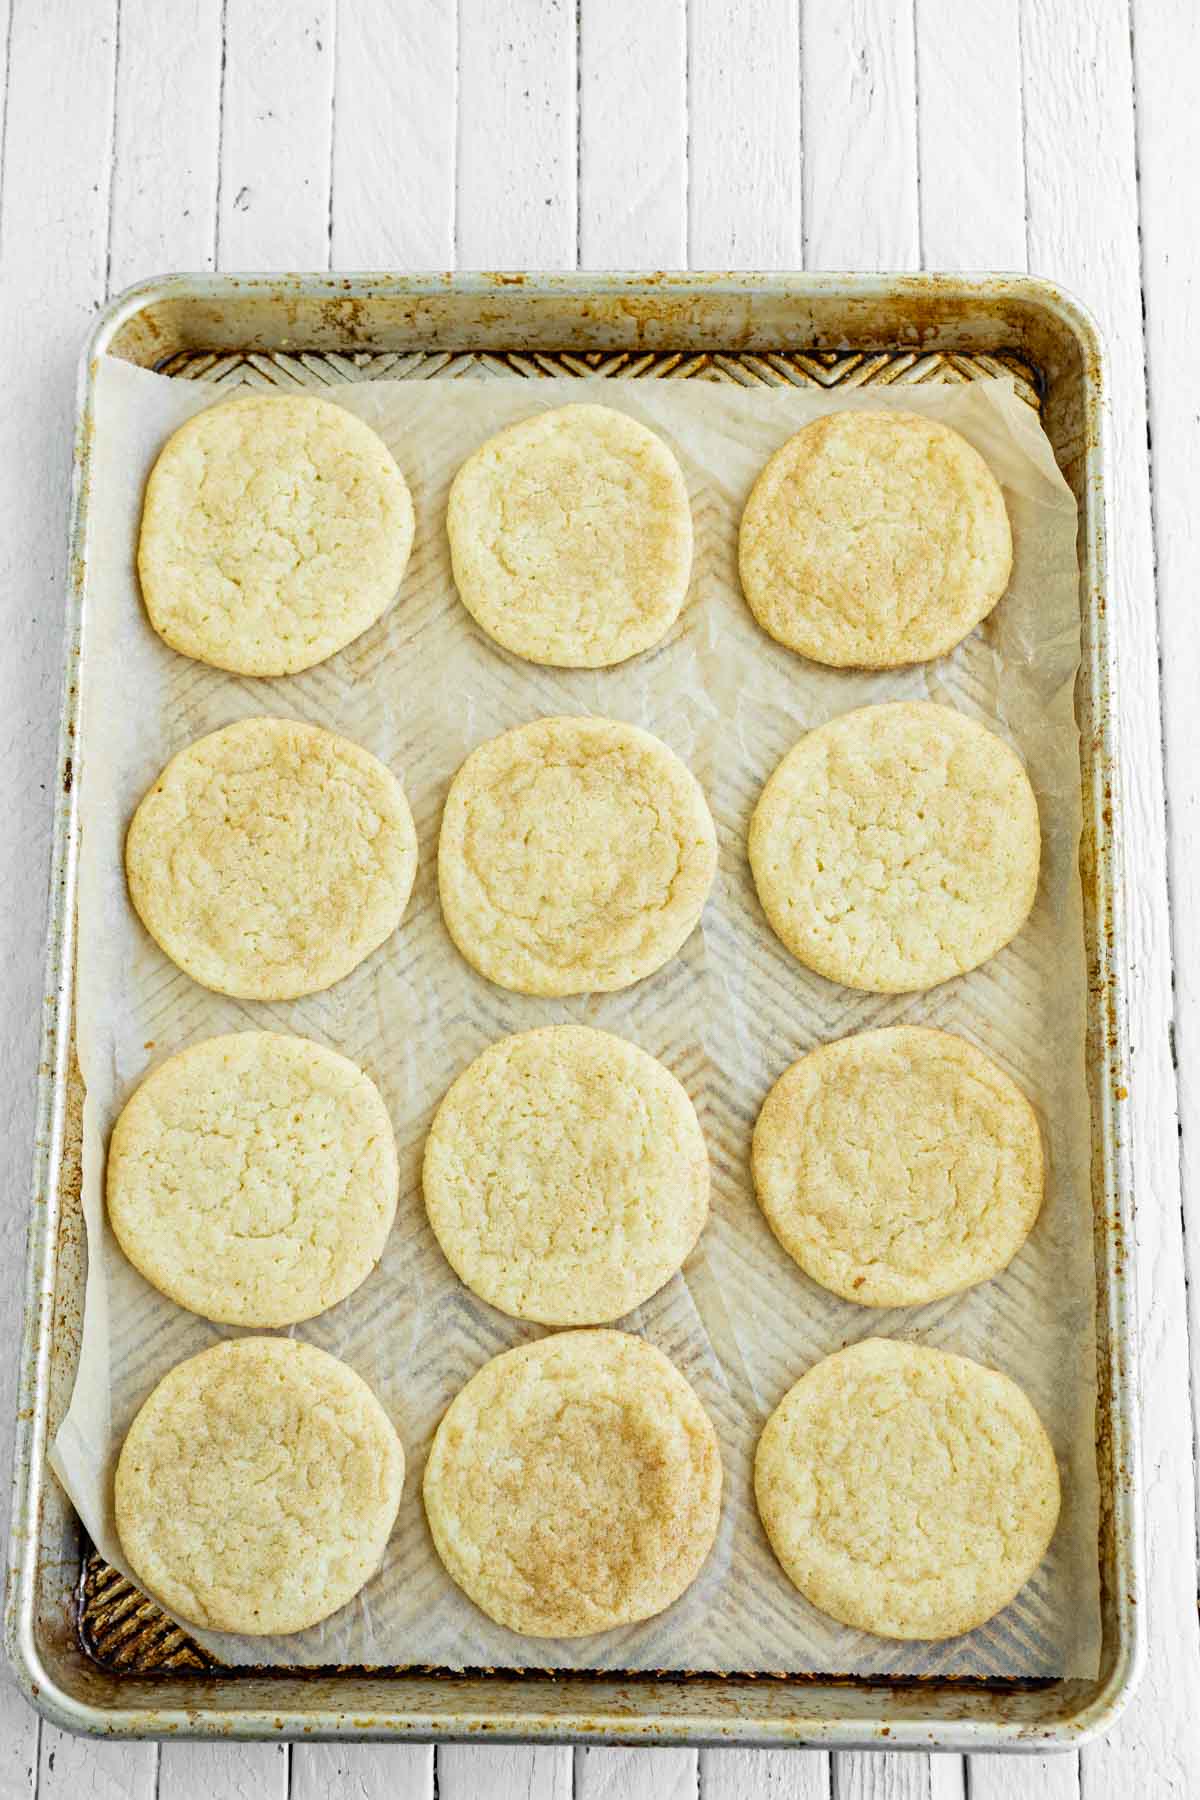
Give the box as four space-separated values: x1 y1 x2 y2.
5 272 1142 1747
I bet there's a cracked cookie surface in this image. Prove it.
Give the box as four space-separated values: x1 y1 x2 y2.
437 715 717 996
738 409 1012 668
125 716 418 1000
423 1024 708 1325
137 393 414 676
423 1330 722 1637
748 701 1040 993
108 1031 399 1327
752 1026 1043 1307
447 402 693 667
115 1337 405 1635
755 1338 1060 1640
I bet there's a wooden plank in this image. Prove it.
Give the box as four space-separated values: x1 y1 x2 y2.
433 18 575 1800
36 1731 155 1800
150 0 352 1709
86 0 226 1752
291 1746 433 1797
966 1755 1079 1799
330 0 456 267
158 1743 287 1799
289 1745 433 1799
110 15 291 1800
0 1680 34 1799
800 15 960 1795
579 0 686 268
217 0 335 268
456 0 576 267
437 1745 572 1799
575 1746 696 1800
107 0 222 290
830 1754 941 1798
914 0 1025 269
0 0 129 1788
687 0 803 268
451 6 669 1774
1113 1 1200 1788
1020 0 1196 1790
1132 0 1200 1528
800 0 919 269
700 1747 830 1796
0 63 39 1800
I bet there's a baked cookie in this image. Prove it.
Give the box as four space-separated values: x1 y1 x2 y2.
447 403 693 667
748 701 1040 992
424 1025 708 1325
754 1338 1060 1640
115 1337 405 1635
752 1027 1043 1307
126 716 417 1000
738 409 1012 668
137 393 414 676
424 1330 722 1637
438 715 717 996
108 1031 399 1327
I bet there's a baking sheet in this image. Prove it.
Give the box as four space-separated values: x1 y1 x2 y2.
51 357 1098 1679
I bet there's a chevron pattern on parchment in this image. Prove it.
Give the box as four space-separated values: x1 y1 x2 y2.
155 344 1042 412
81 347 1096 1688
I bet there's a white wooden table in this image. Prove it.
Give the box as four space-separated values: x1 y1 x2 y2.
1 0 1197 1793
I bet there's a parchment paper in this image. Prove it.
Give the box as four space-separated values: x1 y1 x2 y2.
51 357 1099 1679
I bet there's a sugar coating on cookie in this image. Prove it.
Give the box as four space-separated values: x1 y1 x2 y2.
748 701 1040 993
138 393 414 676
126 716 417 1000
447 403 693 667
424 1330 722 1637
754 1338 1060 1640
738 409 1012 668
752 1027 1043 1307
424 1025 709 1325
115 1337 405 1635
438 715 717 996
108 1031 399 1327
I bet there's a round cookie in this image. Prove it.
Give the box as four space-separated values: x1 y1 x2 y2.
424 1025 709 1325
752 1027 1043 1307
438 715 717 996
115 1337 405 1635
424 1330 722 1637
126 716 417 1000
137 393 414 676
754 1338 1060 1640
108 1031 399 1327
748 701 1040 992
447 403 693 668
738 409 1012 668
